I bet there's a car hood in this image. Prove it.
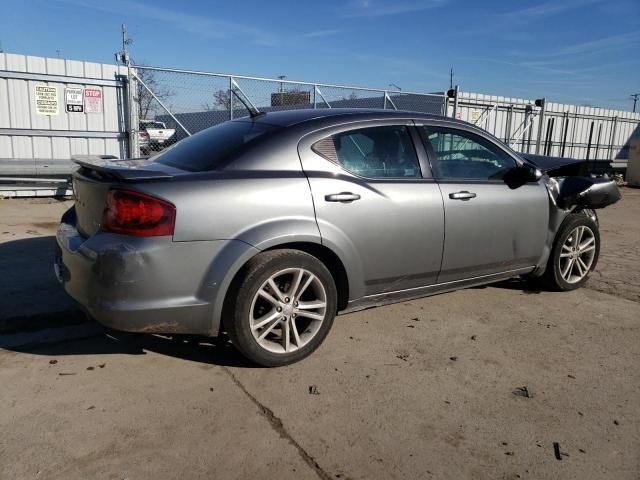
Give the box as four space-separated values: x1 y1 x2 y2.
520 153 586 173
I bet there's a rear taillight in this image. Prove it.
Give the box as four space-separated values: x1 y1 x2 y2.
102 189 175 237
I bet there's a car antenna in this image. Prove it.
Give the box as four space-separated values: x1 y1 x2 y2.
230 78 264 118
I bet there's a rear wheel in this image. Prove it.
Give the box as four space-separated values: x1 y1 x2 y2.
224 250 337 366
542 213 600 291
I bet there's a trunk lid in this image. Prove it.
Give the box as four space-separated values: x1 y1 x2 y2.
71 156 181 237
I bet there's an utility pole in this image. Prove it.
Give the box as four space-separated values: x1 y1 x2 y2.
120 23 139 157
449 67 454 90
121 23 131 65
631 93 640 113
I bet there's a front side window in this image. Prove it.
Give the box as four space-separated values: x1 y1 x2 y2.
421 127 516 181
312 125 421 178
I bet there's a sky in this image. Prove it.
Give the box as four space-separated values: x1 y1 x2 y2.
1 0 639 110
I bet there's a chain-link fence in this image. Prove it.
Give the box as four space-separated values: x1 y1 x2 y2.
126 63 640 166
128 65 447 156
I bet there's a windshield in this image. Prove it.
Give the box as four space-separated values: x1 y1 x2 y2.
154 121 279 172
142 122 165 129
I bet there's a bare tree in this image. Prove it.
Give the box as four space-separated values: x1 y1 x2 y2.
135 68 174 120
202 89 233 111
342 92 358 101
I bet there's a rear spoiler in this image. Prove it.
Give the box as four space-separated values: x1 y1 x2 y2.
72 155 173 181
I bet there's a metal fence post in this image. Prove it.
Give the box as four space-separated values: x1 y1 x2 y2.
126 64 139 158
586 121 595 162
560 111 569 157
608 116 618 160
534 98 546 154
452 85 459 119
229 77 234 120
505 105 513 143
594 123 603 160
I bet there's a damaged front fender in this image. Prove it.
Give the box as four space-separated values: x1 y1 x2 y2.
554 176 621 210
531 174 620 278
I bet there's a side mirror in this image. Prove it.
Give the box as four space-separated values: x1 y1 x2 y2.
531 166 543 181
503 164 542 189
519 163 542 182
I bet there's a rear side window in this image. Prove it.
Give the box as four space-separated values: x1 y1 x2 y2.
312 125 421 178
154 121 278 172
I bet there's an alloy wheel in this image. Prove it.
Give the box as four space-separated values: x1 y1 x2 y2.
249 268 327 354
558 225 596 284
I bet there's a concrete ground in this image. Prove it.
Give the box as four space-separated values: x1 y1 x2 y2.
0 190 639 480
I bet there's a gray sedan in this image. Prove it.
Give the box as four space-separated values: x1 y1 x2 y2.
56 109 620 366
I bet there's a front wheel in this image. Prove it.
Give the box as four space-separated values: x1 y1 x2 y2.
542 213 600 291
224 250 337 367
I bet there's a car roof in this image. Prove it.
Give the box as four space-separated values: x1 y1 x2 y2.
235 108 466 128
233 108 526 163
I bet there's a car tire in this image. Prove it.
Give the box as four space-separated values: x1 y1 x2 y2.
224 250 337 367
542 213 600 291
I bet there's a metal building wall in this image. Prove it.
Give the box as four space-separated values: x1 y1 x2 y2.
0 53 129 177
449 92 640 162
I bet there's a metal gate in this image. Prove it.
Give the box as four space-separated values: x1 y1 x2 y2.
127 64 448 157
448 92 640 163
0 53 129 178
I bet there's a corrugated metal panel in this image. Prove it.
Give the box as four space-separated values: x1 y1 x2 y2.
102 64 121 132
0 74 9 128
12 136 33 158
0 136 11 157
32 137 52 159
69 137 89 156
0 52 129 177
105 138 121 157
455 91 640 160
6 53 27 72
8 78 31 128
51 137 71 158
87 138 105 156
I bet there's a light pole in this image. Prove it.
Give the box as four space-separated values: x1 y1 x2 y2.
631 93 640 113
278 75 286 106
388 83 402 91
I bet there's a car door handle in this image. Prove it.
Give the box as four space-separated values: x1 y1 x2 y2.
325 192 361 203
449 191 477 201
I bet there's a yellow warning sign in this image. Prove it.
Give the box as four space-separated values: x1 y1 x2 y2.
34 85 58 115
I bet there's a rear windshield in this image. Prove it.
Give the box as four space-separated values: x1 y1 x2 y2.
154 121 279 172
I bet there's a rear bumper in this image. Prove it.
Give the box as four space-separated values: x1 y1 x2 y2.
55 207 258 336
